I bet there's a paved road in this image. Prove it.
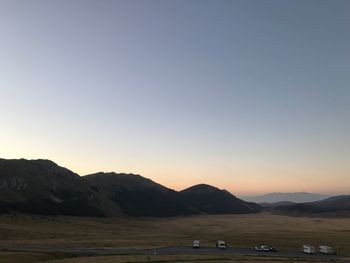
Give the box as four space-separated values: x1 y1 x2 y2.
1 245 348 262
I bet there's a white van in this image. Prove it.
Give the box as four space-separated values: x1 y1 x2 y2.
303 245 315 254
193 240 200 249
216 240 227 249
319 245 336 255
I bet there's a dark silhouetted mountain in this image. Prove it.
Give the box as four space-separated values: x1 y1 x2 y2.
83 172 190 217
84 175 261 216
0 158 261 217
273 195 350 215
180 184 261 214
243 192 331 203
0 159 121 217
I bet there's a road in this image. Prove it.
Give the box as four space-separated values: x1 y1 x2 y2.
1 245 349 262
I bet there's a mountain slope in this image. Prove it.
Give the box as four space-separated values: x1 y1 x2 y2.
243 192 331 203
180 184 261 214
84 172 190 216
260 201 295 208
0 159 121 217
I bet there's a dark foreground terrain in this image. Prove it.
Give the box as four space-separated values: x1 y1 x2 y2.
0 213 349 262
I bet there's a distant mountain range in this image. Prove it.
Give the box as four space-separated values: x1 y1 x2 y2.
0 158 260 217
273 195 350 216
243 192 331 203
251 193 350 216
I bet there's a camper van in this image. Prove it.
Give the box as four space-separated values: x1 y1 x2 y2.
319 245 336 255
303 245 315 254
216 240 227 249
192 240 200 249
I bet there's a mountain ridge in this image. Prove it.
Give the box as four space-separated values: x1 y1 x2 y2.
2 158 346 217
0 158 261 217
84 173 261 216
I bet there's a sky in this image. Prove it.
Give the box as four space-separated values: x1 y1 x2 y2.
0 0 349 196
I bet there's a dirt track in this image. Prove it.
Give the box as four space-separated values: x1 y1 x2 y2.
2 245 348 262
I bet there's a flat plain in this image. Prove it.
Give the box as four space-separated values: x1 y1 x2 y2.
0 213 349 262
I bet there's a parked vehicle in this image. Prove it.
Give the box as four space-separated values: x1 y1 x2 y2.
303 245 315 254
192 240 200 249
254 245 277 252
216 240 227 249
319 245 336 255
269 247 278 252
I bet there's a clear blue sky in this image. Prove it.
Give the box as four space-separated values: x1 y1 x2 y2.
1 0 349 195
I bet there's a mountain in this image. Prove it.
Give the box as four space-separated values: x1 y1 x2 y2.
84 175 261 216
243 192 331 203
180 184 261 214
0 159 121 217
273 195 350 215
83 172 190 217
0 158 261 217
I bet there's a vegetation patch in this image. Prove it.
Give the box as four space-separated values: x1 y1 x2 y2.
0 251 74 263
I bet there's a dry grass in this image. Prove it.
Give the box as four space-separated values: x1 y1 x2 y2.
0 212 349 262
0 251 74 263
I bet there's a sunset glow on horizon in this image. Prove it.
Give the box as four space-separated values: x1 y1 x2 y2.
1 0 349 196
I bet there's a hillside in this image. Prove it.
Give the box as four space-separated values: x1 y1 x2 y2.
180 184 261 214
260 201 295 209
83 172 190 216
243 192 331 203
0 159 121 217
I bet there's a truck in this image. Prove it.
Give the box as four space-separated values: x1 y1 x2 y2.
319 245 336 255
303 245 315 254
192 240 200 249
216 240 227 249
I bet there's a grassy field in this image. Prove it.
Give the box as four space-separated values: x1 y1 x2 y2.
0 213 349 262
